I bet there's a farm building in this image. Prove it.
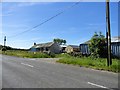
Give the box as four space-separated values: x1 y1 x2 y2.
65 45 80 53
30 42 61 54
111 37 120 57
79 37 120 58
79 40 90 55
60 45 67 53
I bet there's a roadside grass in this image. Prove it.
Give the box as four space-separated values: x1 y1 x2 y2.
56 54 120 73
1 50 120 73
1 50 52 58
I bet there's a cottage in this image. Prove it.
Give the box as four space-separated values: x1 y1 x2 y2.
65 45 80 53
30 42 61 54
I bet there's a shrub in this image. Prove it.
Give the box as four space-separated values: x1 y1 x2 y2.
89 32 107 58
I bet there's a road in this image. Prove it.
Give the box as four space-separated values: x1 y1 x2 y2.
1 55 119 89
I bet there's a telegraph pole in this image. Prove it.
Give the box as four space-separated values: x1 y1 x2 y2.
106 27 109 66
4 36 6 47
3 36 6 53
106 0 112 66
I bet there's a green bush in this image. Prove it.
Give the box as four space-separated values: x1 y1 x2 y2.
89 32 107 58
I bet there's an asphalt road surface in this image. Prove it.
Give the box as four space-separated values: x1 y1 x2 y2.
1 54 119 89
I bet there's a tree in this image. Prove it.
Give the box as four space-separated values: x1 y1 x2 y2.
63 40 66 45
89 32 107 58
53 38 67 45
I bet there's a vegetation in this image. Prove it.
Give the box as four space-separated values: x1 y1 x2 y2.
53 38 66 45
89 32 107 58
0 45 28 51
0 45 12 51
56 53 120 73
0 43 119 73
1 50 55 58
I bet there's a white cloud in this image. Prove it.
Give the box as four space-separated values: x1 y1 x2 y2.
87 23 106 26
87 21 116 26
17 2 52 7
1 2 53 17
3 24 30 28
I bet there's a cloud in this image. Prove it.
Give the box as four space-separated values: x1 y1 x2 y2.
17 2 52 7
87 23 106 26
87 21 116 27
1 2 53 17
3 24 30 28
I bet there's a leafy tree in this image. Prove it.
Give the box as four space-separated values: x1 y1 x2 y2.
89 32 107 58
63 40 66 45
53 38 67 45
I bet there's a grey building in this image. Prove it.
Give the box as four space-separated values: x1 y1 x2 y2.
79 40 90 55
79 37 120 58
30 42 61 54
111 37 120 57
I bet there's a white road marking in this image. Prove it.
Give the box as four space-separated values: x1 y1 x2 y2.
87 82 112 89
21 63 34 67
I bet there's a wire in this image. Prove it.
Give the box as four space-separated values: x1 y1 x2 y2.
8 1 80 38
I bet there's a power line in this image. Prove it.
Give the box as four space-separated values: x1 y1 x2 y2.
8 1 80 38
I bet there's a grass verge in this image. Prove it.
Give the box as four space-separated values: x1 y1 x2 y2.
1 50 54 58
56 54 120 73
1 51 119 73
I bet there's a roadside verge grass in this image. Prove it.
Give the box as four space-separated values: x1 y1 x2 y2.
56 54 120 73
1 50 53 58
1 51 119 73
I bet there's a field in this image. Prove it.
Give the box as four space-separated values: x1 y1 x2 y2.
1 50 120 73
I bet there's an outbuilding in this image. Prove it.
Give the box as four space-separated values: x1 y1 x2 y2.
65 45 80 53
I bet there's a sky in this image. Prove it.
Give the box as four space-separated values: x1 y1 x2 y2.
0 1 118 49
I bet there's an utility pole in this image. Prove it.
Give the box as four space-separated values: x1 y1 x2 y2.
4 36 6 47
106 0 112 66
3 36 6 53
106 27 109 66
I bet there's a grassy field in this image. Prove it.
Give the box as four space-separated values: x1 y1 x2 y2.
1 50 55 58
56 53 120 73
1 50 120 73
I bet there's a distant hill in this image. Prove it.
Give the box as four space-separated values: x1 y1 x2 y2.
0 45 2 50
0 45 13 50
0 45 28 51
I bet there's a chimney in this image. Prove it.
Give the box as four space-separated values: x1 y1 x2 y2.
34 43 36 45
